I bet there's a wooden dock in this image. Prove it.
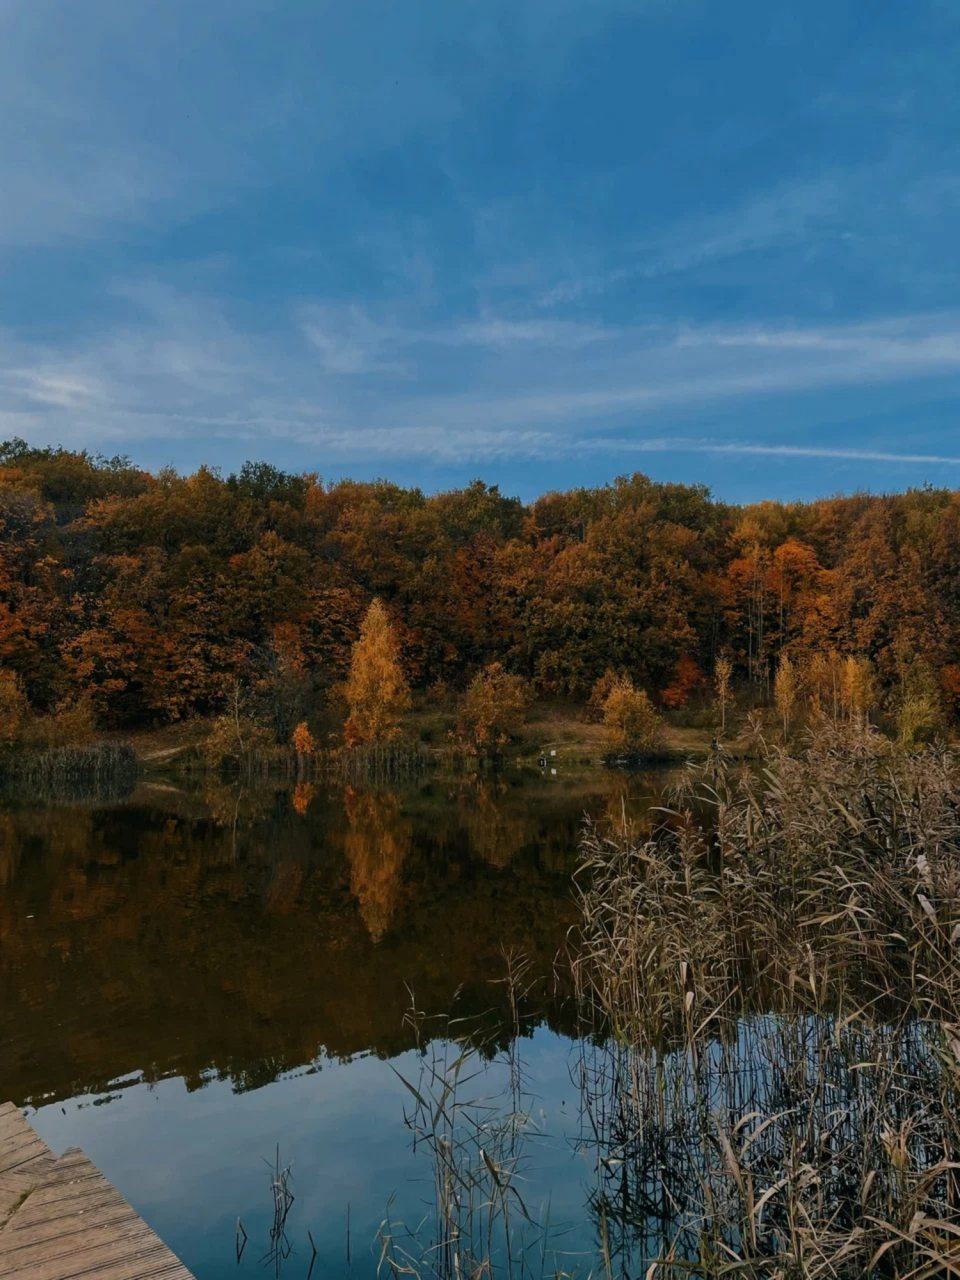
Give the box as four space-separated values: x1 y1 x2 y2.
0 1101 195 1279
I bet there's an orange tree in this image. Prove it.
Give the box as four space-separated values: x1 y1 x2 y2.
343 598 411 745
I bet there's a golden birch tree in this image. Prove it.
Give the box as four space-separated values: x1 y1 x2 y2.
343 598 410 746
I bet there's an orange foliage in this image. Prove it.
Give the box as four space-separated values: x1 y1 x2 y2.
659 655 704 709
343 599 410 746
291 782 316 816
457 663 530 754
0 441 958 736
291 721 316 754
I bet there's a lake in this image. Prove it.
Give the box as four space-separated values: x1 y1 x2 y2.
0 765 670 1279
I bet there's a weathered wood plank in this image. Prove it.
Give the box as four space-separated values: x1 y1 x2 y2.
0 1106 194 1280
0 1176 34 1233
0 1104 56 1180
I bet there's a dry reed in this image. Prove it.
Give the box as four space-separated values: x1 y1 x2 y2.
573 721 960 1277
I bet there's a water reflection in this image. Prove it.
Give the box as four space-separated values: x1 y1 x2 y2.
0 767 668 1109
342 786 412 941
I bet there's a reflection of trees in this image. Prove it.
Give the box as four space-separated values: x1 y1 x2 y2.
0 775 613 1106
459 779 531 869
342 786 412 942
291 781 315 816
0 813 20 886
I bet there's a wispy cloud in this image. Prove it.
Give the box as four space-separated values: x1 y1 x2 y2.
0 367 106 410
446 317 610 349
302 306 411 377
535 176 847 308
602 439 960 466
4 286 960 473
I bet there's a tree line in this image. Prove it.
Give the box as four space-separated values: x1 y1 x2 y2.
0 436 957 749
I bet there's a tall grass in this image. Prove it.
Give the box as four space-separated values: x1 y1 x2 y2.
0 741 138 803
377 972 582 1280
199 740 435 784
573 721 960 1277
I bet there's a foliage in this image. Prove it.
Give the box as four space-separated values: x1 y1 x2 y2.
600 676 663 757
658 653 704 708
457 662 530 755
896 655 944 745
201 713 274 771
587 668 622 721
290 721 316 754
840 653 876 721
773 651 797 738
343 598 411 746
54 692 98 745
713 653 732 733
897 692 942 746
0 441 958 740
0 669 28 746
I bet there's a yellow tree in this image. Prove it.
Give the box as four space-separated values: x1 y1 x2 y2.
458 662 530 755
601 676 663 757
774 652 798 740
840 656 876 724
714 655 732 734
805 649 843 722
343 598 410 746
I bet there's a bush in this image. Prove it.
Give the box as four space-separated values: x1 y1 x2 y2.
20 691 97 749
458 663 530 755
897 692 942 746
601 676 663 758
201 713 274 770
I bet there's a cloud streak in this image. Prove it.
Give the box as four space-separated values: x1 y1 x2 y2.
604 439 960 466
3 287 960 476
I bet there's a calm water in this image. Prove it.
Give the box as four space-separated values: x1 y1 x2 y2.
0 765 669 1279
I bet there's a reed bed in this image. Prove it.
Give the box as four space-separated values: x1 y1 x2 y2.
204 740 436 784
0 741 139 803
573 721 960 1277
323 741 436 784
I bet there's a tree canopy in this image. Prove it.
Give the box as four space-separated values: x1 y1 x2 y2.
1 442 958 737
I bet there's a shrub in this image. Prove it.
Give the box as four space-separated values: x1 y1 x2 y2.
458 663 530 755
601 676 663 757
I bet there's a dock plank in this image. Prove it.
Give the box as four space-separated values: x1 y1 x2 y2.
0 1105 194 1280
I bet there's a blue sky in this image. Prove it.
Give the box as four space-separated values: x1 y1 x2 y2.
2 0 960 502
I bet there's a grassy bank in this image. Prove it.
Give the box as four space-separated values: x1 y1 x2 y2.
118 697 746 782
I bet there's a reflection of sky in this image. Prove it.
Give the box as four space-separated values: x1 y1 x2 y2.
29 1028 592 1280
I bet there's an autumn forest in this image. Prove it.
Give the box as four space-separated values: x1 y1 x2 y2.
0 436 957 753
